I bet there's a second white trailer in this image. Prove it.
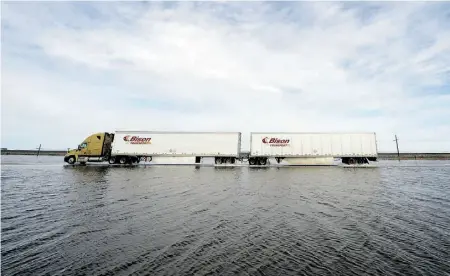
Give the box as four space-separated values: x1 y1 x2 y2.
248 132 378 166
110 131 242 165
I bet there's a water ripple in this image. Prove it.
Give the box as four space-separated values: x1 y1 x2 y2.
1 157 450 276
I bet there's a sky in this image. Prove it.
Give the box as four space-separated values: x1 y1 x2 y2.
1 1 450 152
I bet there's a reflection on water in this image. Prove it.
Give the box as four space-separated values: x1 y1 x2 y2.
1 156 449 276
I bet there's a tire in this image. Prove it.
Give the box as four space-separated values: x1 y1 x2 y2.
142 157 152 162
249 158 256 166
67 156 76 164
119 156 128 164
108 157 116 164
348 158 356 165
357 158 368 164
215 158 223 164
258 158 267 166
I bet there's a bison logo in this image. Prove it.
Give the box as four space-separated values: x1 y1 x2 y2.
262 137 290 147
123 135 152 144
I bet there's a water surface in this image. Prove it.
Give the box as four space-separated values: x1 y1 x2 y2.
2 156 450 275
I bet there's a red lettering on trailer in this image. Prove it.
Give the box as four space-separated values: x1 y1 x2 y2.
123 135 152 144
262 137 290 147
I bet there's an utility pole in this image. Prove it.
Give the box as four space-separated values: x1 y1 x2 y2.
37 144 41 157
394 135 400 161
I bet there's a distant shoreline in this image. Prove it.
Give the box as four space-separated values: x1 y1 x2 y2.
1 149 449 160
1 150 66 156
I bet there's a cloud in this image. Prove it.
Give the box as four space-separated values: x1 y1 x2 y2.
2 1 450 152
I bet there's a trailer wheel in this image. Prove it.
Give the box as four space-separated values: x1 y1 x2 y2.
357 158 367 164
67 156 76 164
249 158 257 166
258 158 267 166
348 158 356 165
142 156 152 162
109 157 116 164
215 157 223 164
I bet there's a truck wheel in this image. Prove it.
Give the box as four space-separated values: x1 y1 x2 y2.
215 157 223 164
249 158 256 166
258 158 267 166
108 157 116 164
119 157 128 164
67 156 76 164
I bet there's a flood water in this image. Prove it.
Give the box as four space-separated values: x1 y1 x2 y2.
2 155 450 276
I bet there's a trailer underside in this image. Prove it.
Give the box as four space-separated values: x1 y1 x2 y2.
247 156 377 166
71 155 378 167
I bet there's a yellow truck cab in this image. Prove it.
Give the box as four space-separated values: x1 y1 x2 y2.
64 132 114 165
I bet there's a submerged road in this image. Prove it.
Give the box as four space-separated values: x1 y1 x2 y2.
2 155 450 275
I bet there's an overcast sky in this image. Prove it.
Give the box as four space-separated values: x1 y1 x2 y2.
2 1 450 152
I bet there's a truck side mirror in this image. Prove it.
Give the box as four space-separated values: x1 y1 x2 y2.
78 145 81 150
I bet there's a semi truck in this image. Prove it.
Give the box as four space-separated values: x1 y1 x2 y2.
64 130 378 166
64 131 242 165
247 132 378 166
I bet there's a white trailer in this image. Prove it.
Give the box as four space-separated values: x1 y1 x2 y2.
109 131 242 165
248 132 378 166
